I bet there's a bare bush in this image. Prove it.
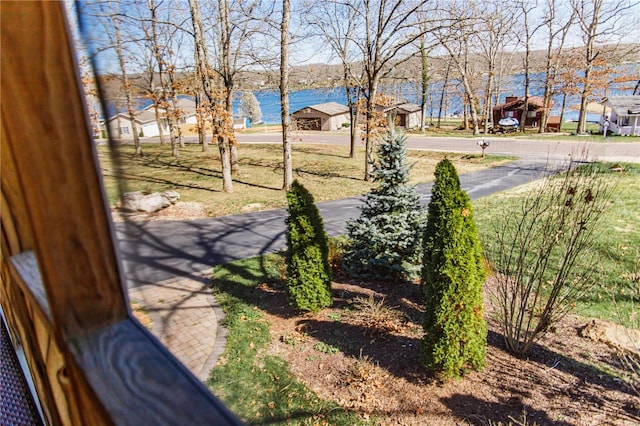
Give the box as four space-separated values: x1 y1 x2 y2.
351 295 404 334
487 160 614 355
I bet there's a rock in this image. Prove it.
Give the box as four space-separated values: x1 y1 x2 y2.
579 319 640 356
121 191 180 213
161 190 180 204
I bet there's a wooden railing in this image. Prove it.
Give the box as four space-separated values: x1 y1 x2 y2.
0 2 240 424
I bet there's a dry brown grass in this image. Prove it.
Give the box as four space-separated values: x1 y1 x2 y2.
98 142 512 218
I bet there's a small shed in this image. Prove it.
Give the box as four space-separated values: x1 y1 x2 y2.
385 102 422 129
599 96 640 136
493 96 549 128
291 102 351 131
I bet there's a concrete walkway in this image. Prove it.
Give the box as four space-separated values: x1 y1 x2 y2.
127 270 226 382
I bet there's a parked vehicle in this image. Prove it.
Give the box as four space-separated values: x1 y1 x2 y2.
490 117 519 134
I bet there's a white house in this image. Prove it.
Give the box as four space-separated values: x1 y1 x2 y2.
291 102 351 131
107 98 197 139
599 96 640 136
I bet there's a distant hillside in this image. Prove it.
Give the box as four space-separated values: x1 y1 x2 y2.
96 43 639 101
236 42 640 91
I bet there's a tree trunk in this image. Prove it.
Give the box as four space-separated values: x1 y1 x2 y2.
364 84 378 182
218 139 233 193
220 0 240 176
420 36 429 132
348 88 358 159
195 93 208 151
437 61 451 128
112 13 142 156
148 0 170 147
462 94 468 130
189 0 233 191
170 120 179 158
483 65 494 135
153 103 165 145
520 49 531 133
345 79 358 159
281 0 292 191
559 92 567 125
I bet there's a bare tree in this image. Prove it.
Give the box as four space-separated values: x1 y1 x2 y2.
209 0 267 175
516 0 544 133
281 0 293 190
417 19 435 132
436 57 452 128
475 1 518 134
84 0 144 153
147 0 171 146
107 2 143 154
348 0 438 180
218 0 239 174
435 2 481 135
538 0 575 133
189 0 234 192
305 1 363 158
571 0 639 134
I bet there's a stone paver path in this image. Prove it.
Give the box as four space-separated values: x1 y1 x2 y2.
128 270 226 382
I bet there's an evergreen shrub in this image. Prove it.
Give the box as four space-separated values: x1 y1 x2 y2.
285 180 332 312
421 159 487 378
343 129 424 281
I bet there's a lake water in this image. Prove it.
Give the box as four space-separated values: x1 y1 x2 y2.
109 65 637 125
236 84 609 126
235 65 639 125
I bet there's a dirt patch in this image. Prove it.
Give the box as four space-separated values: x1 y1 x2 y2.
255 274 639 425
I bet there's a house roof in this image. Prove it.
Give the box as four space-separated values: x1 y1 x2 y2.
108 97 197 124
391 103 421 113
292 102 350 116
493 96 547 111
603 96 640 116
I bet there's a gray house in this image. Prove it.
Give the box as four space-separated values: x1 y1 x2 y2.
291 102 351 131
599 96 640 136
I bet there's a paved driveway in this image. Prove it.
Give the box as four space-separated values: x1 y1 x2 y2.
116 159 555 288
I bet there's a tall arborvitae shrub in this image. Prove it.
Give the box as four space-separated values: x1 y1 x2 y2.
285 180 332 312
421 159 487 378
343 129 424 281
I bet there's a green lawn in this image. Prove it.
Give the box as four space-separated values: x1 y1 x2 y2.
473 162 640 328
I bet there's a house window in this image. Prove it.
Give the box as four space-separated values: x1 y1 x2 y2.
505 111 515 118
120 127 129 135
621 116 630 126
527 111 537 118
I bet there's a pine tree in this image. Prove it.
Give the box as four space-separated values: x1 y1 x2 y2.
343 129 424 281
421 159 486 378
285 180 332 312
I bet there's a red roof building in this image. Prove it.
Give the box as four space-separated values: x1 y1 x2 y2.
492 96 550 128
